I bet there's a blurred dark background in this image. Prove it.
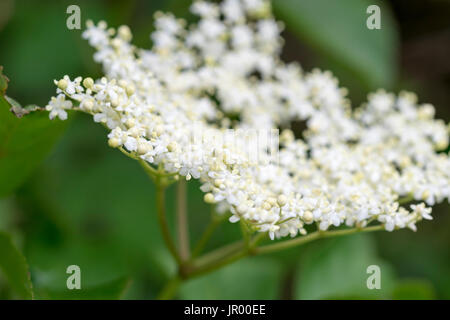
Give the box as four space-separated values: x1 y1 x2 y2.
0 0 448 299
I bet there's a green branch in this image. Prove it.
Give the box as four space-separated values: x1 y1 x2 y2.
189 225 384 278
254 225 384 255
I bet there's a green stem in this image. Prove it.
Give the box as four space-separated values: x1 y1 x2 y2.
157 275 182 300
119 146 159 181
190 247 249 278
190 233 266 278
139 158 159 179
240 220 251 248
193 239 245 267
156 181 182 265
176 179 190 261
119 146 177 184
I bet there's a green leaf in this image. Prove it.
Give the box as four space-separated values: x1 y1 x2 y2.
274 0 398 91
294 234 395 299
0 95 67 197
179 257 284 299
0 231 33 299
392 279 436 300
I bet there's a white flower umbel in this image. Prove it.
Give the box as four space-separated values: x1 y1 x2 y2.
46 0 450 242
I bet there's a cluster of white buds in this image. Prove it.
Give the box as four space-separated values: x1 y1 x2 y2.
45 0 450 240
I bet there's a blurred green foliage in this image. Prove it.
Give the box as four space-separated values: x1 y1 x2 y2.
275 0 399 98
294 234 396 299
0 0 448 299
179 257 284 299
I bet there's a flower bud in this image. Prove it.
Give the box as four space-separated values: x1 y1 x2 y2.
204 193 215 204
83 99 94 112
303 211 313 223
118 25 132 41
108 137 120 148
125 118 135 128
262 202 272 210
167 141 177 152
277 194 287 207
83 77 94 89
57 79 68 90
126 84 135 96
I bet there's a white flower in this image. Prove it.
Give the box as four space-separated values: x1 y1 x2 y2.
45 0 450 241
260 222 280 240
82 20 110 47
45 94 72 120
191 1 220 18
222 0 245 22
411 203 433 220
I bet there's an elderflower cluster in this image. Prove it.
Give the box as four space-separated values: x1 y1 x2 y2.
45 0 450 240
